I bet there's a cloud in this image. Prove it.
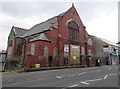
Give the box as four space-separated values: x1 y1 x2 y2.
0 2 118 51
0 12 51 51
75 2 118 43
1 2 70 18
85 9 118 43
0 2 72 51
0 0 119 2
75 2 117 22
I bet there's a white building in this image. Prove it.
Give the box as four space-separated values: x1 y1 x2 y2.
101 38 119 65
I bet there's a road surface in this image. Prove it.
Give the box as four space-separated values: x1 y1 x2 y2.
2 65 119 88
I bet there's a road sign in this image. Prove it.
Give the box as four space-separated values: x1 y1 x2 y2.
103 47 109 53
72 56 76 60
111 48 118 55
35 64 40 68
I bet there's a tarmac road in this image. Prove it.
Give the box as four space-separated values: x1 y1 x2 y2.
2 65 119 88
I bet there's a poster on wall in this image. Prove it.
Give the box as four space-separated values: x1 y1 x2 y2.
64 44 69 52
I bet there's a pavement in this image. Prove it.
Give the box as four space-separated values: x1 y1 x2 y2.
1 65 120 88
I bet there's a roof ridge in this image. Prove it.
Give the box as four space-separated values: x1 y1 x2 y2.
30 16 57 30
95 36 117 46
46 16 57 22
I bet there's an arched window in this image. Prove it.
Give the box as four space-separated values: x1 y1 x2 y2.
68 21 79 41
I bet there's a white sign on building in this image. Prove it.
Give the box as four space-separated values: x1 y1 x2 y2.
64 44 69 52
103 47 109 53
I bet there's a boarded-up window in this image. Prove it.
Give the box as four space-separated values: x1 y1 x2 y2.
8 40 13 47
70 45 80 64
81 47 85 56
54 47 58 57
68 21 79 41
88 38 93 45
44 46 48 57
7 47 12 56
88 50 91 56
31 44 35 55
70 45 80 57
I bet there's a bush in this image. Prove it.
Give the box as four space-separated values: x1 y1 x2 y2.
6 56 22 70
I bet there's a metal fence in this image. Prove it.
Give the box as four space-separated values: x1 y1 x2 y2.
0 52 7 71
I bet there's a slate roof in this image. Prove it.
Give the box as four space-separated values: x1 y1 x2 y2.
59 11 66 17
93 36 118 46
100 38 118 46
23 16 58 37
30 33 51 42
13 26 28 38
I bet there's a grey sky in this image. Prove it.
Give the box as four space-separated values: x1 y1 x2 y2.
0 1 118 51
